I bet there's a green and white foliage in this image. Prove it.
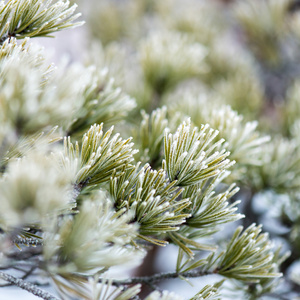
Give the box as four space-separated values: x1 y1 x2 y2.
0 37 50 72
291 119 300 141
168 172 242 257
67 67 136 137
212 70 264 119
87 0 144 46
184 171 242 231
239 245 290 299
252 136 300 192
1 126 62 171
190 280 224 300
0 151 73 228
63 123 137 188
163 1 224 45
170 98 269 180
0 39 81 136
235 0 291 65
284 80 300 134
139 31 207 95
217 224 281 282
174 224 283 291
144 280 223 300
92 280 141 300
163 119 233 186
109 163 190 245
0 0 294 299
133 106 169 166
44 192 143 275
197 106 270 168
0 0 82 43
161 1 264 117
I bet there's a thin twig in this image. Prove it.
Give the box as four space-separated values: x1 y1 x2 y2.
0 271 59 300
71 269 213 289
22 266 37 280
61 269 212 290
0 265 36 287
111 269 212 286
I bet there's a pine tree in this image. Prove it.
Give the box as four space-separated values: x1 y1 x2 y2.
0 0 299 299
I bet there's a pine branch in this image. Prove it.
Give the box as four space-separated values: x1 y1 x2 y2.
0 271 59 300
110 163 190 243
0 0 83 45
67 69 136 138
163 119 233 186
63 123 138 187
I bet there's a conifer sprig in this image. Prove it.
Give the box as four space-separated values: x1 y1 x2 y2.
63 124 138 188
218 224 282 282
92 279 141 300
0 0 83 44
170 98 270 177
184 172 243 229
166 172 243 257
253 137 300 191
110 163 191 245
67 68 136 137
190 280 224 300
0 152 73 227
163 119 234 186
133 106 169 166
43 194 143 275
0 41 80 135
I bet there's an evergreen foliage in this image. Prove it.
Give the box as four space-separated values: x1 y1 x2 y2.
0 0 300 299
